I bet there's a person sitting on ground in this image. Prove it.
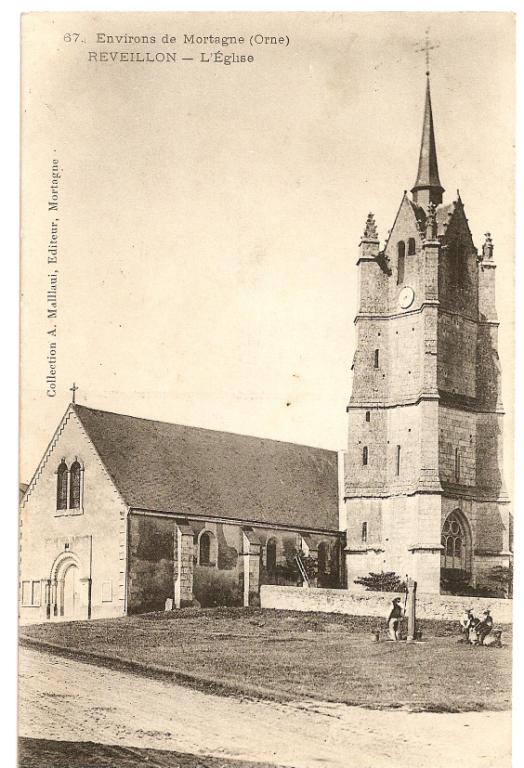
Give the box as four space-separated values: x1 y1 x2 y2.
468 615 481 645
483 629 502 648
477 609 494 645
387 597 403 641
459 608 474 640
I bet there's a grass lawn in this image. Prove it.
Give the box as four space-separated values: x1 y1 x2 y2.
20 607 512 713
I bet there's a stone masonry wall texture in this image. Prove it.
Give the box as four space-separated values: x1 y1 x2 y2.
260 585 513 624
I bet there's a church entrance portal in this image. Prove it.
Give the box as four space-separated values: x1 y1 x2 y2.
49 551 89 620
62 563 80 619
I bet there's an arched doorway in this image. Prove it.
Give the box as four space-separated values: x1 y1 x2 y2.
440 509 472 593
49 552 86 620
62 562 80 618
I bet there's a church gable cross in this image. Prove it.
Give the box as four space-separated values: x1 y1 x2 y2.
70 382 79 404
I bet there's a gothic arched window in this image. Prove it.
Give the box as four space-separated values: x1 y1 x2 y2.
69 461 82 509
266 538 277 573
441 511 469 572
397 241 406 285
408 237 416 255
56 460 68 510
199 532 211 566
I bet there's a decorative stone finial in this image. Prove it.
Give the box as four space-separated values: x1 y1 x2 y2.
425 201 438 240
482 232 494 261
362 212 379 241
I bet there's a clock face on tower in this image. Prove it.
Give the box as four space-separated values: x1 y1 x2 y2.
398 286 415 309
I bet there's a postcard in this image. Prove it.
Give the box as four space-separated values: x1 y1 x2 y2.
19 12 514 768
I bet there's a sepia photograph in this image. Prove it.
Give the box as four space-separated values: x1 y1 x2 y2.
18 11 515 768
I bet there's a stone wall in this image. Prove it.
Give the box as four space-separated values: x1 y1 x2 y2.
437 314 477 398
439 406 476 486
260 585 512 624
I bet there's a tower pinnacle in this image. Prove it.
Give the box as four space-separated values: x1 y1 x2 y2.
361 212 379 242
411 75 445 209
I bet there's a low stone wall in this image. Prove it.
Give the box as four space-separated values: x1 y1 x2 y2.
260 585 513 624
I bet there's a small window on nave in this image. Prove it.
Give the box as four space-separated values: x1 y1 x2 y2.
362 446 368 466
199 532 212 566
266 538 277 573
408 237 416 255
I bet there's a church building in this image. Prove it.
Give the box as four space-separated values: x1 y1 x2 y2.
19 404 343 625
19 71 512 624
343 73 512 594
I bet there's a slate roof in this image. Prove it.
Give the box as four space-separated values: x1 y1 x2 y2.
74 404 340 532
435 202 456 236
411 77 444 194
407 198 427 230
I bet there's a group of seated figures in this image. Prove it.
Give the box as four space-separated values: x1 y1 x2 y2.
459 608 502 647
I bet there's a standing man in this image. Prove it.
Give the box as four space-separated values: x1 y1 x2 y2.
387 597 403 641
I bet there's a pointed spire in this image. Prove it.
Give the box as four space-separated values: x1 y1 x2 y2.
411 76 444 209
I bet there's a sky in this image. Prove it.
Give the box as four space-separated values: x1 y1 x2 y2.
20 11 515 493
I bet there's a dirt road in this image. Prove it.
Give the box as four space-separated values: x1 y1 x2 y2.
19 647 511 768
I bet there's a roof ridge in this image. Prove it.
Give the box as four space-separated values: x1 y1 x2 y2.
73 403 339 454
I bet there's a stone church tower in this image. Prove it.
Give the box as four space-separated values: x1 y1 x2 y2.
344 74 512 594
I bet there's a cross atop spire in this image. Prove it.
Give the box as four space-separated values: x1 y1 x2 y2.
411 68 445 209
415 28 440 77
